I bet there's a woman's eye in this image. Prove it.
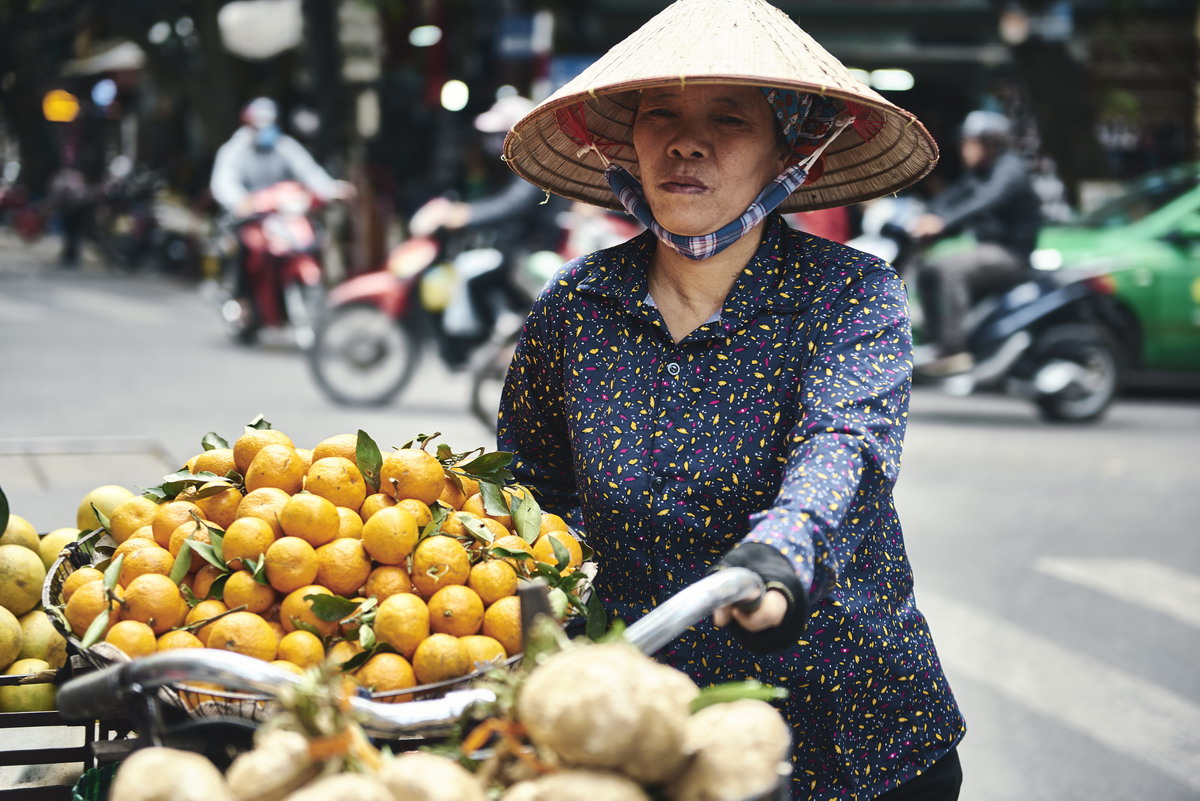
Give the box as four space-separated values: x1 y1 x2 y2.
718 115 746 125
644 108 674 118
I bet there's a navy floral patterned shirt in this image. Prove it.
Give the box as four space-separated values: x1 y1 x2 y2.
498 215 966 799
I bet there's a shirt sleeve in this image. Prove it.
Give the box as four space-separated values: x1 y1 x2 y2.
275 136 341 200
743 262 912 603
209 137 248 211
931 153 1030 233
496 272 582 525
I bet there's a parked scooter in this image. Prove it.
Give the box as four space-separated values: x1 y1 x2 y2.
210 181 329 348
849 197 1124 423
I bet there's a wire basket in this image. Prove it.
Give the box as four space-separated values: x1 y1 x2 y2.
42 530 522 722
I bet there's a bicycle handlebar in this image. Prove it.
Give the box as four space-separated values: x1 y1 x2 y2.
58 569 764 736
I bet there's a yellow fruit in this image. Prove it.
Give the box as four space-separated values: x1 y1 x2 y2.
117 545 176 587
191 447 237 477
437 475 466 511
207 611 279 661
76 485 135 531
539 513 569 536
185 599 228 646
223 570 277 615
412 633 470 685
410 535 470 597
277 630 325 669
279 492 340 547
16 610 67 668
380 449 444 505
460 634 507 667
295 448 314 473
279 585 337 638
151 501 206 549
357 652 417 703
271 660 306 676
1 514 39 550
312 433 359 464
221 517 276 569
374 593 429 659
193 482 244 529
245 443 306 494
327 639 365 669
361 506 418 566
532 530 584 572
427 585 484 637
122 574 186 635
157 630 204 651
0 543 47 616
334 507 364 540
364 566 413 603
480 517 510 542
359 493 397 521
316 538 371 597
396 498 433 527
306 457 367 511
190 564 224 601
64 580 121 639
108 497 160 544
0 607 21 670
0 658 55 712
463 493 512 529
233 428 294 474
105 620 158 658
481 595 522 658
237 487 291 538
264 537 319 593
467 559 518 605
113 536 158 563
488 535 534 574
168 518 215 574
62 567 103 603
450 461 482 499
38 527 80 571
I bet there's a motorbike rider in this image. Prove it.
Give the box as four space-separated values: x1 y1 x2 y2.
409 94 567 367
209 97 353 310
909 109 1042 376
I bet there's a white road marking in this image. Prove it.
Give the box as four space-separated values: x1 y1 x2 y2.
920 589 1200 793
1034 557 1200 630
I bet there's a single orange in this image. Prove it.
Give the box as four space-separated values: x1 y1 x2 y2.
223 570 277 615
279 492 340 547
190 447 237 478
437 475 466 511
532 530 584 572
193 482 244 529
295 448 313 473
427 585 484 637
151 501 206 548
462 493 512 529
312 433 359 464
184 599 228 646
361 506 418 566
122 573 187 635
364 565 413 603
481 595 522 658
232 428 294 475
315 538 371 597
357 652 417 703
157 630 204 651
412 633 470 685
279 584 338 638
236 487 291 538
396 498 433 527
466 559 518 606
108 496 160 544
62 567 103 603
539 512 569 536
410 535 471 597
380 448 444 505
245 443 306 494
117 545 176 587
191 564 224 601
277 629 325 668
271 660 306 676
358 493 397 522
334 507 364 540
373 593 429 659
207 611 279 661
305 457 367 511
113 535 159 563
460 634 508 666
222 516 277 570
64 580 121 638
264 537 319 594
105 620 157 658
168 518 216 574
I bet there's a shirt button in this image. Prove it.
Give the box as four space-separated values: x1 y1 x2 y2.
666 362 680 376
652 476 665 490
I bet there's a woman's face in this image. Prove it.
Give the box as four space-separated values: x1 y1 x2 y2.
632 84 787 237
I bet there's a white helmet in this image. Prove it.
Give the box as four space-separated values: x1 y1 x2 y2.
474 95 535 134
242 97 278 130
961 110 1012 146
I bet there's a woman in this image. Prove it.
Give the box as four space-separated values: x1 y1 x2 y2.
497 1 965 798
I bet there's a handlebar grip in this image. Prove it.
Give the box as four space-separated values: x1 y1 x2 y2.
57 662 131 722
733 592 764 614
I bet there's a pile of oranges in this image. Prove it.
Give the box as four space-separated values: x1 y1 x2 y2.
56 425 587 702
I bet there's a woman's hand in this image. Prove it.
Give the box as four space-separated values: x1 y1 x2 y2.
713 588 789 632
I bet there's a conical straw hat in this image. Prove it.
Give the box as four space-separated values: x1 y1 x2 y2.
503 0 938 213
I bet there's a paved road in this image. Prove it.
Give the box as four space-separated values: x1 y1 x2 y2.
2 231 1198 799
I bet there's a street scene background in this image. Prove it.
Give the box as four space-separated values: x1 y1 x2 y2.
1 0 1199 799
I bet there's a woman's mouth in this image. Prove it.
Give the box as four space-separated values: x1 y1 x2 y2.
660 177 709 194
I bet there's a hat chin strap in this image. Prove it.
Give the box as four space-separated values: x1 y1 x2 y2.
604 115 852 261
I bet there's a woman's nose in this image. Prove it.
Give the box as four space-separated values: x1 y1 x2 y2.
666 126 708 159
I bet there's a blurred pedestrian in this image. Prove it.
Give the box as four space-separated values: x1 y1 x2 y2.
497 0 965 798
909 110 1042 376
47 141 92 268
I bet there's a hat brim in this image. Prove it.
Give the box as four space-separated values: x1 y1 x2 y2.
502 0 938 213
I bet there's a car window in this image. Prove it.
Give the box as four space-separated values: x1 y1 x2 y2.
1078 169 1199 229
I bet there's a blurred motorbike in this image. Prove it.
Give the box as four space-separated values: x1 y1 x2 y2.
211 181 329 348
850 196 1124 423
0 161 43 242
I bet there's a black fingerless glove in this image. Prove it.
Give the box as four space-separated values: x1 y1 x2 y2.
716 542 810 653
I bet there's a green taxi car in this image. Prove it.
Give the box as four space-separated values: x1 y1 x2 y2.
1032 163 1200 384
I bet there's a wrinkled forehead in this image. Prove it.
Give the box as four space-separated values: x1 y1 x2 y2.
637 84 773 111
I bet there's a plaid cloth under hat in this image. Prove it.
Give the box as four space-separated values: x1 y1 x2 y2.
503 0 938 213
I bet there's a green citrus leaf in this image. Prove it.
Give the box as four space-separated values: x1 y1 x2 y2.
245 415 272 430
80 607 112 649
0 484 9 537
103 553 125 591
201 432 230 451
356 430 383 493
169 542 192 585
511 494 542 544
585 591 609 642
305 593 360 622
